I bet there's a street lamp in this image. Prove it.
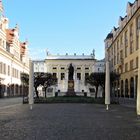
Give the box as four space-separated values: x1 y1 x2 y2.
29 60 34 110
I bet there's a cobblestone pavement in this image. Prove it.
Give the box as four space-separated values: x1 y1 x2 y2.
0 103 140 140
0 97 23 108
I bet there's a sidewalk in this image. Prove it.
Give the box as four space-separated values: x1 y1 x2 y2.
0 97 23 108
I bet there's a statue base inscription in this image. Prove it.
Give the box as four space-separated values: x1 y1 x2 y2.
67 80 75 96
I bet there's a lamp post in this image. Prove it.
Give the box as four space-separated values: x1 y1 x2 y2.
29 60 34 110
137 30 140 116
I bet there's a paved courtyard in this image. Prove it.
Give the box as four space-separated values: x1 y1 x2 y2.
0 103 140 140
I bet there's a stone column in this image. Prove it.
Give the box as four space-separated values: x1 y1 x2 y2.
29 60 34 110
82 65 85 85
105 61 110 110
74 69 76 81
137 30 140 115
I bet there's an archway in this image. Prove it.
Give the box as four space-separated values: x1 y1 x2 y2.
121 80 124 97
125 79 129 98
130 77 134 98
117 81 120 97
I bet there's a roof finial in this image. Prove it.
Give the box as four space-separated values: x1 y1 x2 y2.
15 23 19 30
92 49 95 58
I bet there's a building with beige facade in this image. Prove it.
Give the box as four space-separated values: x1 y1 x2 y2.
0 1 29 97
105 0 140 102
33 52 104 97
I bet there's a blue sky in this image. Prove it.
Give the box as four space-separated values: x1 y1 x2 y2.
3 0 134 60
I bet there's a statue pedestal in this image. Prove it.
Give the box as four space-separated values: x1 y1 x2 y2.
67 80 75 96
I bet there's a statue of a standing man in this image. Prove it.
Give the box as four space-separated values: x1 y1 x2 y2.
68 63 74 80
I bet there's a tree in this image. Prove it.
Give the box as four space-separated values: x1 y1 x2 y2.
20 73 29 86
86 72 119 98
20 72 29 96
34 72 57 98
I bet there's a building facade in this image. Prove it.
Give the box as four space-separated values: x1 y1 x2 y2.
93 59 105 73
40 53 105 97
33 60 46 73
105 0 140 101
0 1 29 97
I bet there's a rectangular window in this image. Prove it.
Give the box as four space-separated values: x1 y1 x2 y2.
125 46 128 57
114 44 116 55
17 70 19 78
114 56 116 65
77 67 81 70
130 41 133 54
130 24 133 37
120 50 123 59
77 73 81 80
130 60 134 70
61 67 65 70
53 73 57 78
125 63 128 72
136 57 138 68
125 30 128 46
85 73 89 80
61 73 65 80
117 40 119 50
3 63 6 74
6 42 10 52
136 36 139 50
0 38 2 47
117 53 119 64
8 65 10 76
136 16 140 50
137 16 140 30
53 67 57 70
85 67 89 70
120 36 123 45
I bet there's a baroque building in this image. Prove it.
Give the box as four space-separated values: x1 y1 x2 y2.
33 52 105 97
33 60 46 73
0 1 29 97
105 0 140 101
